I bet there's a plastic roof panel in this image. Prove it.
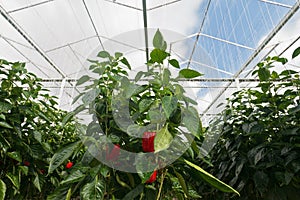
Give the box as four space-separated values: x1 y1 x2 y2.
86 0 143 38
10 0 95 51
0 0 300 120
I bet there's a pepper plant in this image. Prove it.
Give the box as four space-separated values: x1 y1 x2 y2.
47 30 239 199
199 48 300 199
0 59 81 200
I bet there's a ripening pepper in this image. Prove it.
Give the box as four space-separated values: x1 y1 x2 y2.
145 170 157 184
106 144 120 161
23 161 30 166
142 132 156 152
66 161 73 169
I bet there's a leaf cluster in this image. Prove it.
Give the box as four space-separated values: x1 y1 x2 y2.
49 30 239 199
199 49 300 199
0 59 80 200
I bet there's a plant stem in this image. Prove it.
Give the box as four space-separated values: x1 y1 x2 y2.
156 168 168 200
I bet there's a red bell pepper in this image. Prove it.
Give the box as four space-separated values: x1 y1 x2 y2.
145 170 157 184
66 161 73 169
142 132 156 152
106 144 120 161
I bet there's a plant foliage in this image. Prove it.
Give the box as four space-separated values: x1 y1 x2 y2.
0 59 80 199
50 29 239 199
200 50 300 199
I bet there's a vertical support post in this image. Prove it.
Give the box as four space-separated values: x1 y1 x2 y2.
142 0 149 66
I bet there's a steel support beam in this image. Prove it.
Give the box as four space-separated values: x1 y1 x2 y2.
187 0 212 69
259 0 292 9
82 0 105 50
142 0 149 63
7 0 55 14
0 4 66 78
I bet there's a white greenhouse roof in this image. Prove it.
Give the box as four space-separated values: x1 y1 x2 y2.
1 0 300 123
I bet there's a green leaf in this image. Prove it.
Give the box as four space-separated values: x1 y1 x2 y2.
179 69 203 79
182 107 202 139
0 121 13 129
135 71 144 82
175 171 188 197
162 68 171 86
277 57 288 65
18 166 28 176
292 47 300 59
168 59 180 69
127 124 146 138
0 179 6 200
7 151 22 162
120 57 131 70
258 67 270 81
150 49 169 64
280 69 298 76
0 134 10 150
253 171 269 196
76 75 90 86
34 131 42 143
69 105 85 120
119 81 139 99
122 184 144 200
0 101 12 113
82 88 101 105
34 175 42 192
48 141 81 174
271 71 279 79
187 189 202 199
153 29 167 51
115 52 123 59
0 114 5 120
6 172 20 190
1 80 12 90
283 127 299 135
0 59 10 65
47 185 70 200
81 177 105 200
92 66 106 75
184 160 240 196
66 188 72 200
154 124 173 152
72 93 84 104
61 170 85 185
139 99 153 113
97 51 110 58
259 82 270 93
162 96 178 118
37 111 51 122
61 112 75 127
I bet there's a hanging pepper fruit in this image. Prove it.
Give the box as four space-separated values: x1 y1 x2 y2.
66 161 73 169
142 132 156 152
106 144 120 161
39 169 45 175
23 161 30 166
145 170 157 184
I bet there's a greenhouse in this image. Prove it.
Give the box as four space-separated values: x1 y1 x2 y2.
0 0 299 199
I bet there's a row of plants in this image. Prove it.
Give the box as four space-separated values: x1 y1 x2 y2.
1 30 299 200
0 30 239 199
0 59 81 199
199 48 300 199
44 30 239 199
